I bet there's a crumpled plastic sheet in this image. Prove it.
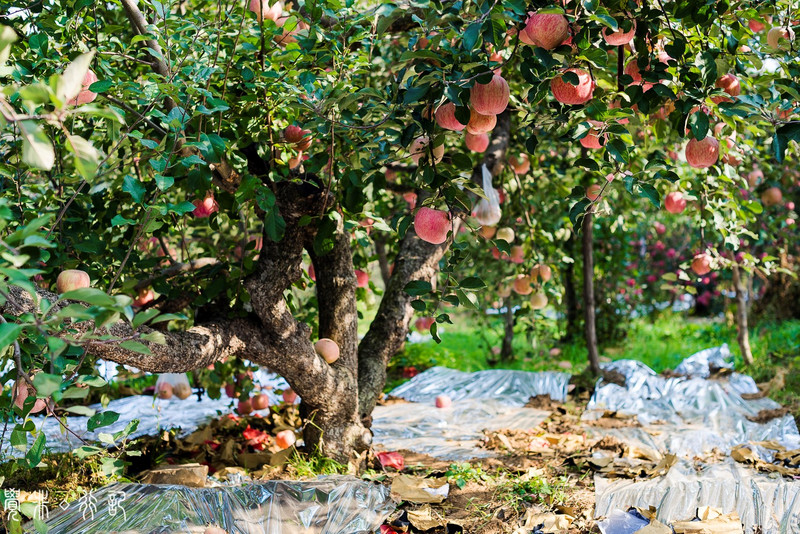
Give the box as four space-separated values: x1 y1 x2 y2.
588 346 800 533
597 508 649 534
28 476 395 534
673 344 735 377
1 371 295 459
388 366 570 405
371 398 551 460
594 459 800 534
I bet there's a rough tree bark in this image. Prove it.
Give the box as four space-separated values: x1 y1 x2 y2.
500 298 515 361
582 209 602 375
731 263 754 366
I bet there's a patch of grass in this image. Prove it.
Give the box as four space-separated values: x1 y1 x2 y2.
286 449 350 478
499 472 572 510
444 462 489 489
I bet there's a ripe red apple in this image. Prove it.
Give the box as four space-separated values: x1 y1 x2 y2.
721 137 742 166
275 429 296 449
249 0 282 21
283 388 297 404
435 102 466 131
469 74 510 115
521 13 569 50
579 128 605 149
665 192 687 214
314 338 340 364
551 68 594 105
435 395 452 408
509 153 530 174
530 292 548 310
465 131 489 152
251 394 269 410
531 264 552 282
513 275 533 295
224 383 237 398
237 398 253 415
749 19 765 32
68 70 98 106
157 382 173 400
56 269 91 294
192 192 219 218
761 187 783 207
13 381 46 414
415 316 435 332
294 129 313 151
410 136 444 165
466 108 497 134
549 347 562 357
274 16 309 46
355 269 369 288
204 527 227 534
133 288 155 308
714 73 741 102
691 253 712 276
602 20 636 45
284 125 304 143
414 207 451 244
586 184 602 201
174 382 192 400
767 26 795 49
747 168 764 187
685 136 719 168
510 245 525 264
495 227 515 243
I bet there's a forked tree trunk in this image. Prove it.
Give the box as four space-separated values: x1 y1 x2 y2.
582 209 602 375
500 298 515 361
731 263 754 366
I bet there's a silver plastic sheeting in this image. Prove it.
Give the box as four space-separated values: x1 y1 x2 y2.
388 366 570 405
29 477 395 534
371 398 551 460
594 459 800 533
2 372 294 458
588 346 800 534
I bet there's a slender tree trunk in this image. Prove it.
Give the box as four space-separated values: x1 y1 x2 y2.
500 298 515 361
582 210 601 375
731 263 754 366
562 235 579 342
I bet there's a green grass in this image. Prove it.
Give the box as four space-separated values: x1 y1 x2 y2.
389 312 800 402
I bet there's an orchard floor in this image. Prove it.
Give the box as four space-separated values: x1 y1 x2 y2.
1 315 799 533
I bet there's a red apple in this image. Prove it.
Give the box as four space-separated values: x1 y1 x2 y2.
68 70 98 106
531 264 552 282
551 68 594 105
602 20 636 45
478 226 497 239
530 292 548 310
665 192 687 214
714 74 741 101
586 184 602 201
249 0 282 21
510 245 525 264
435 395 452 408
414 207 451 244
767 26 794 49
495 227 515 243
521 13 569 50
13 381 46 414
225 383 238 398
157 382 173 400
747 168 764 187
237 398 253 415
469 74 510 115
761 187 783 207
355 269 369 288
685 136 719 168
314 338 340 364
691 253 712 275
284 125 304 143
252 394 269 410
513 275 533 295
415 316 435 332
275 429 296 449
465 131 490 152
283 388 297 404
174 382 192 400
294 129 313 151
410 136 444 165
749 19 765 32
466 108 497 134
579 128 605 149
133 288 155 308
434 102 466 131
56 269 91 294
509 153 530 174
192 192 219 218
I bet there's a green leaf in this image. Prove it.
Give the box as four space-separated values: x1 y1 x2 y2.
0 322 22 351
462 22 482 51
132 308 160 328
66 135 100 180
111 214 136 227
403 84 429 105
638 182 661 208
18 121 55 170
404 280 432 296
458 276 486 290
774 121 800 163
73 445 104 458
123 175 147 204
87 410 119 432
65 405 95 416
88 79 112 93
61 287 115 306
55 51 95 105
32 373 61 397
119 340 151 354
26 433 45 467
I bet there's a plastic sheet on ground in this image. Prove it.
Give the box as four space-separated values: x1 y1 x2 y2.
371 398 551 460
1 371 294 458
588 346 800 533
388 366 570 405
29 476 395 534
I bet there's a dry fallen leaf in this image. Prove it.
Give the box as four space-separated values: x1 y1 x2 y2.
391 475 450 504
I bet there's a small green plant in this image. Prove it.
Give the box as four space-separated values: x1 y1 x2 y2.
444 462 487 489
502 473 571 510
287 449 349 478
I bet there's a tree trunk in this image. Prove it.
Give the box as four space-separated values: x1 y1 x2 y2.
582 209 601 375
562 234 579 342
500 298 515 361
731 263 754 366
374 237 392 287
